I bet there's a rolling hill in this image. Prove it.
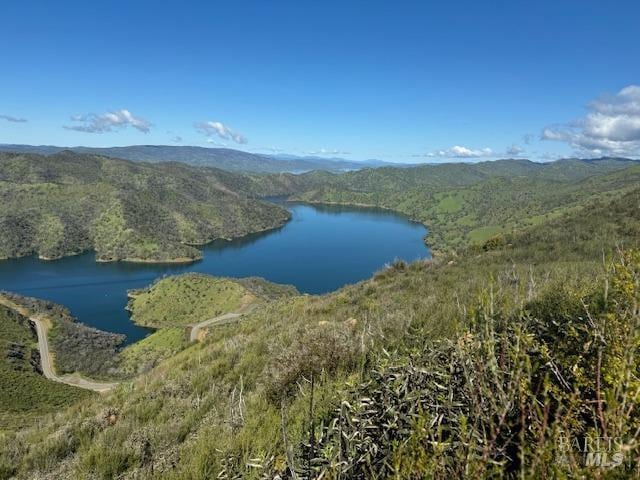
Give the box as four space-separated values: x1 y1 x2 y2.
283 157 640 252
1 178 638 478
0 144 394 173
0 151 290 262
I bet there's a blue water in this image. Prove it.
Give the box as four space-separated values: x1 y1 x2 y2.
0 203 429 343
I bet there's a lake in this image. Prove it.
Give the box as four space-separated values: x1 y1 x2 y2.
0 202 429 343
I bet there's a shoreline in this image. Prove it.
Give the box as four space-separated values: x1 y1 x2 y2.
98 256 201 265
0 215 291 265
289 198 425 225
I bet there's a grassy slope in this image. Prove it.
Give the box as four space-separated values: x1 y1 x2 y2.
0 305 91 431
2 181 638 478
0 151 290 262
127 274 260 328
117 328 188 377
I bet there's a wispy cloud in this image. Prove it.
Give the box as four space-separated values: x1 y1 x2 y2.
542 85 640 156
205 138 228 147
506 144 524 156
64 109 152 133
194 121 247 144
420 145 494 159
306 148 351 156
0 114 27 123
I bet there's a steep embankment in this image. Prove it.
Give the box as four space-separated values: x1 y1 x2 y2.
0 151 290 262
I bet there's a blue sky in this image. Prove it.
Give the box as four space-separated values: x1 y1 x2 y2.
1 0 639 162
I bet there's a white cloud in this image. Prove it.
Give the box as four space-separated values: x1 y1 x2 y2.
195 121 247 144
64 109 152 133
0 114 27 123
542 85 640 156
424 145 493 158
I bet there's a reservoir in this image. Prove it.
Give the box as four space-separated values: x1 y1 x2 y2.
0 202 429 343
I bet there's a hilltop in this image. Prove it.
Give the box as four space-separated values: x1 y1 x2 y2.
0 151 290 262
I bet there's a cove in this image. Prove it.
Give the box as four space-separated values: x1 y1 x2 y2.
0 202 429 344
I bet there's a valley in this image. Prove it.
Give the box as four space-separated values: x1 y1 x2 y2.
0 151 639 479
3 3 639 477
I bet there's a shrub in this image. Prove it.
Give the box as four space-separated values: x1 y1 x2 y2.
295 250 640 478
265 323 360 402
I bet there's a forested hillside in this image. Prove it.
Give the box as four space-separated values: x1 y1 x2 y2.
2 153 636 262
0 303 91 430
0 151 290 262
285 158 640 252
1 177 638 478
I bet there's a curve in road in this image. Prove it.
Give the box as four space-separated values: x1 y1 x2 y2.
0 296 118 393
31 317 119 393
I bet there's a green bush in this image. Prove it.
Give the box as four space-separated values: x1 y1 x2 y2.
296 251 640 479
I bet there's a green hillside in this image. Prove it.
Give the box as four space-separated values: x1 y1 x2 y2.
284 158 640 252
1 177 638 478
127 273 297 328
0 151 290 262
121 275 298 375
0 144 392 173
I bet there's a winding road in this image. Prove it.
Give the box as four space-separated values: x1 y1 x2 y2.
0 297 118 393
31 317 119 393
2 295 252 392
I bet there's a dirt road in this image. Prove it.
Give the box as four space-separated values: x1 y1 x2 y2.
31 317 119 393
0 296 118 393
191 308 260 342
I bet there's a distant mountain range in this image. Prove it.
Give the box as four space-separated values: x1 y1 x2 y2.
0 144 400 173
